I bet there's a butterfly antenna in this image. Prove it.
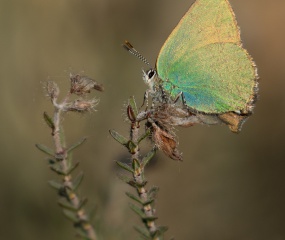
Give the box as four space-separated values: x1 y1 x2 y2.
123 40 150 66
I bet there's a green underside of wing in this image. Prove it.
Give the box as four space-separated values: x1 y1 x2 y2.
157 0 241 61
157 42 256 113
156 0 257 114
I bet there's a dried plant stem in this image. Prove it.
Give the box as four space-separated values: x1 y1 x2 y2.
110 97 168 239
130 121 160 238
37 74 103 240
53 105 97 240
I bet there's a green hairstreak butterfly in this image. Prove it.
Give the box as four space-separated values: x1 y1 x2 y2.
125 0 258 133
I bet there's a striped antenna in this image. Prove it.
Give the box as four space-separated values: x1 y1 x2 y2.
123 40 150 66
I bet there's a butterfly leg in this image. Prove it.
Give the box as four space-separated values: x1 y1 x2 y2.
141 89 149 110
158 85 169 103
181 92 187 106
173 92 188 109
173 91 183 104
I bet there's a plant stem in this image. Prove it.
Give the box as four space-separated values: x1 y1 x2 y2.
52 101 97 240
38 76 103 239
130 119 161 240
111 97 167 239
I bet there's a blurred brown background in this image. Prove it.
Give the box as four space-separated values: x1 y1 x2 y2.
0 0 284 239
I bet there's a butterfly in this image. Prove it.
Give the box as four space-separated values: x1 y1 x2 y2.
124 0 258 133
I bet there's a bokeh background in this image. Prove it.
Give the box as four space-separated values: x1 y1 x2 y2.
1 0 284 239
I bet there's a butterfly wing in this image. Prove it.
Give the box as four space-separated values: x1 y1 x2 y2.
156 0 257 114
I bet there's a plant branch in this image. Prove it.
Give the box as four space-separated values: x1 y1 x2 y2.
110 96 168 240
37 73 103 240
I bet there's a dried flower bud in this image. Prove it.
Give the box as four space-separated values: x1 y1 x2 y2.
148 119 182 161
44 81 60 101
66 99 98 112
70 74 104 95
127 105 136 122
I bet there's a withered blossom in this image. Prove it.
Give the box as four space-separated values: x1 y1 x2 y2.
66 99 98 112
147 118 182 161
127 105 136 122
45 81 59 101
70 74 104 95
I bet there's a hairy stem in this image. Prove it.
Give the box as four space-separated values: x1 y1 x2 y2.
52 98 97 240
130 119 160 239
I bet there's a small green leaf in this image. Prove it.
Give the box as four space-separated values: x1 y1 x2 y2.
130 204 158 222
116 161 134 173
65 162 80 175
152 226 168 239
66 152 73 168
75 229 92 240
129 203 146 219
72 172 84 191
50 164 65 175
128 140 138 153
48 180 62 190
43 111 55 130
156 226 169 234
132 158 141 171
142 198 154 206
118 174 134 185
134 226 151 239
126 192 143 204
35 143 54 157
67 137 87 153
141 148 156 169
78 198 88 210
59 197 88 212
148 186 159 200
109 130 128 146
129 96 138 116
58 199 77 211
62 209 78 222
143 215 158 221
118 174 147 188
138 128 151 144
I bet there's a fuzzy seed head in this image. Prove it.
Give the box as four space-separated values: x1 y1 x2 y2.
70 74 104 95
45 81 60 100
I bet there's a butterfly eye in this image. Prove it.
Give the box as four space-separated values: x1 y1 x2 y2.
147 69 156 79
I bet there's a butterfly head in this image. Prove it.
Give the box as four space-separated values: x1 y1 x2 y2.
142 68 158 93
